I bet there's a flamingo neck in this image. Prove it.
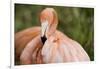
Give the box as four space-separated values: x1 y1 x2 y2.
46 13 58 39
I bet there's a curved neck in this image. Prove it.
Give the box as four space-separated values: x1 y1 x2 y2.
46 11 58 38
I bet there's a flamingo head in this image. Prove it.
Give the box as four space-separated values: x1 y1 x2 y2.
40 8 58 40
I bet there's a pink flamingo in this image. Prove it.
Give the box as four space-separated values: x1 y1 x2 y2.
15 8 90 64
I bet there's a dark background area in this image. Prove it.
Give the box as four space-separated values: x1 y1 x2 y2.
15 4 94 62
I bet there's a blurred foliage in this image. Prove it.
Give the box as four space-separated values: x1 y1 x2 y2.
15 4 94 61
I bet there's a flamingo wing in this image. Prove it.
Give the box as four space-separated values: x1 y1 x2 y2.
57 31 90 61
41 30 90 63
15 27 41 60
20 35 43 64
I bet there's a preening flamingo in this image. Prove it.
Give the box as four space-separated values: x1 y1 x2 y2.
15 8 90 64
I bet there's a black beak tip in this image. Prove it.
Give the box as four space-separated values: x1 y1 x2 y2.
41 35 47 45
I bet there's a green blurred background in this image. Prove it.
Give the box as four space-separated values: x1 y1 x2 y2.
15 4 94 61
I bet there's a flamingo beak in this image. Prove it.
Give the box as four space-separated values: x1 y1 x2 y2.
41 20 48 37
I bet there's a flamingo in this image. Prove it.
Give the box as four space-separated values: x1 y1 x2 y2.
15 8 90 65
